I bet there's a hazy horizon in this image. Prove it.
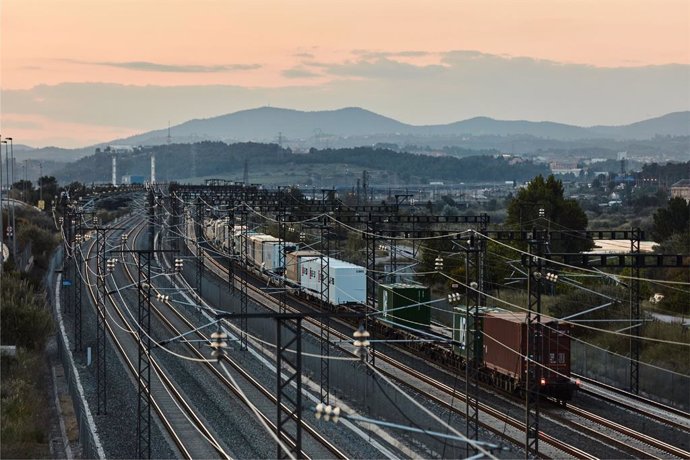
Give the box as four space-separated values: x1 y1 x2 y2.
1 0 688 148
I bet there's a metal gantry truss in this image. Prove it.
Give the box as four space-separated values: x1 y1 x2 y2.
629 228 642 395
318 219 331 404
64 210 73 315
137 250 152 459
240 201 249 350
525 235 545 458
94 225 108 415
276 317 303 459
74 212 84 351
464 233 484 456
227 205 235 297
195 198 204 309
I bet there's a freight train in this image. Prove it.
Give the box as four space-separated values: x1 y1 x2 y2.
202 218 578 402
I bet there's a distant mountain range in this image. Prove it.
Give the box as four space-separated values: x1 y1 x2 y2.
112 107 689 146
14 107 690 164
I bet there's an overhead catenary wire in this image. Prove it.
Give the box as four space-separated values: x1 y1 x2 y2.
477 230 690 287
439 272 690 347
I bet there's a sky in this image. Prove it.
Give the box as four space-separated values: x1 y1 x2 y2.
1 0 689 148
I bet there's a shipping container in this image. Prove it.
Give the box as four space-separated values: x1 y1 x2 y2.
285 250 320 285
452 306 505 358
300 256 366 305
213 220 226 247
232 227 256 260
261 240 299 273
482 312 575 399
248 234 279 268
377 283 431 330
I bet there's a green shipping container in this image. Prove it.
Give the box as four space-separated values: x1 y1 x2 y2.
377 283 431 330
453 306 505 360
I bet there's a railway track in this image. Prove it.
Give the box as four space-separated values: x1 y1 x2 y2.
117 217 347 459
551 404 690 459
192 213 690 459
191 224 600 458
574 373 690 433
79 214 231 459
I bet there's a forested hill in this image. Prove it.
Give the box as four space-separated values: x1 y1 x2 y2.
55 142 549 184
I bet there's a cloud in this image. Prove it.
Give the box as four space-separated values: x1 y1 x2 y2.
351 49 431 59
67 60 261 73
282 67 321 79
305 57 446 79
293 52 315 59
3 51 688 147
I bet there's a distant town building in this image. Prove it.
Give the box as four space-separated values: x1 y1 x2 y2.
671 179 690 202
101 144 135 153
549 161 581 175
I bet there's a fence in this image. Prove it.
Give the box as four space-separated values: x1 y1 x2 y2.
45 249 105 459
571 341 690 410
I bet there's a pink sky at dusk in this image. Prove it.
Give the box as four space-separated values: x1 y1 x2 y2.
1 0 689 147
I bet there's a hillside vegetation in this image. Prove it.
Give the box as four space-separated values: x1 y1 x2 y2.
56 142 549 184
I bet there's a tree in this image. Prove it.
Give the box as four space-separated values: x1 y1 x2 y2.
506 174 590 253
652 197 690 242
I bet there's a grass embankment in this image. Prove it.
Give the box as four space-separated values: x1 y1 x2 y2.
1 207 58 458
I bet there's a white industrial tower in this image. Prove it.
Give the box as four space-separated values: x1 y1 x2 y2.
111 154 117 186
150 155 156 183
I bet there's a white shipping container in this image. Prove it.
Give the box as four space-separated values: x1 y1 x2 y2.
249 234 279 268
214 220 225 245
262 240 299 272
300 257 366 305
232 226 255 259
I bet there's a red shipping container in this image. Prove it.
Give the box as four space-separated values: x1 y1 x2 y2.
482 312 575 400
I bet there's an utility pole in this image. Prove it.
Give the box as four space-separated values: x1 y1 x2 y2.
195 197 204 316
94 218 108 415
240 199 249 350
629 228 641 394
137 250 153 459
74 210 85 351
7 138 16 262
464 233 483 456
0 135 4 275
525 229 545 458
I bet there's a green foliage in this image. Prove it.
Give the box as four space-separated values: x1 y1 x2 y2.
506 174 591 252
55 142 550 184
419 238 466 287
1 350 51 458
0 272 53 351
16 222 59 270
639 322 690 373
652 197 690 242
550 284 628 328
638 160 690 185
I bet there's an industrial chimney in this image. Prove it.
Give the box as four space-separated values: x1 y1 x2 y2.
111 154 117 186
